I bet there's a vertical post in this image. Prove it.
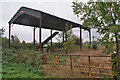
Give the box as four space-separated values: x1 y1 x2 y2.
70 55 72 70
118 1 120 76
56 56 58 69
88 56 91 78
89 29 91 45
65 30 67 54
65 31 67 42
9 24 11 48
80 27 82 51
39 19 42 51
112 52 117 79
33 27 36 45
45 54 47 64
50 29 52 46
43 54 47 64
43 54 45 64
63 31 64 42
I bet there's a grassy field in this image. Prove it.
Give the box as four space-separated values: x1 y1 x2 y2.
2 48 45 78
2 43 118 78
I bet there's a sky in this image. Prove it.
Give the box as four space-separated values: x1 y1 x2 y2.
0 0 100 43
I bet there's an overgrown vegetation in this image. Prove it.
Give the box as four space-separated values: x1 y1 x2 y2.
2 47 45 78
1 26 94 78
1 1 117 77
63 24 76 54
1 28 45 78
72 0 120 79
56 23 78 54
3 52 43 78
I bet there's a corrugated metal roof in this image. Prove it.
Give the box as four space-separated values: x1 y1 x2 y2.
8 6 89 31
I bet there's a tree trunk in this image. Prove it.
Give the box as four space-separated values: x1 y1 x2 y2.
115 32 120 77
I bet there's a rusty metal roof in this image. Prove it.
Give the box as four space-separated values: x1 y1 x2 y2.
9 7 89 31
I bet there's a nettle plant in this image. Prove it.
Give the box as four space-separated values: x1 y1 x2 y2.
72 0 120 78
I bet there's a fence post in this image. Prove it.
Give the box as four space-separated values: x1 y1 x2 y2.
56 56 58 69
70 55 72 70
88 56 91 78
45 54 47 64
43 53 47 64
112 52 117 79
43 55 45 64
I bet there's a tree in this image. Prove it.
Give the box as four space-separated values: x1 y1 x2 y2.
22 40 26 44
63 24 76 54
11 35 20 43
75 37 80 45
72 0 120 78
0 27 5 49
0 27 5 37
56 23 76 54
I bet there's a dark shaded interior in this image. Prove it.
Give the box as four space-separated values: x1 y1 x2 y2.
9 7 88 31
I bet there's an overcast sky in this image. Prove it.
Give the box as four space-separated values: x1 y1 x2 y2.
0 0 100 43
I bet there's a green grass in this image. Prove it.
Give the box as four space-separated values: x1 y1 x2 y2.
2 43 78 78
2 49 44 78
3 62 43 78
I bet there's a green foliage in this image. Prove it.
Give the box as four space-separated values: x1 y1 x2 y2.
11 35 20 43
2 35 34 50
92 36 98 50
56 23 76 53
72 1 119 54
53 43 64 48
22 40 26 43
72 0 120 78
2 55 43 78
75 37 80 45
101 74 112 78
83 43 91 49
2 42 38 50
2 37 9 49
2 48 44 78
2 37 31 50
63 23 76 54
92 42 98 50
0 27 5 37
